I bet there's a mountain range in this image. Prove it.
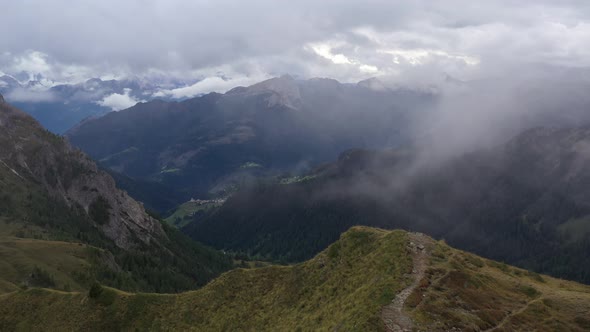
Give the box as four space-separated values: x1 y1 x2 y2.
64 74 590 215
0 75 186 133
58 75 590 286
66 75 437 211
1 81 590 330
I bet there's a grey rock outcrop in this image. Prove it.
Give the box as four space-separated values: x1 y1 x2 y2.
0 95 165 249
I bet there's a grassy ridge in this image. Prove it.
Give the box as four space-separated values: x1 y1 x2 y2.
1 227 589 331
408 240 590 331
0 237 91 293
0 220 94 293
0 227 411 331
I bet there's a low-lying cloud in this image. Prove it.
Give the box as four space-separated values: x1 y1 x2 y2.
5 88 57 103
154 75 270 99
97 88 143 111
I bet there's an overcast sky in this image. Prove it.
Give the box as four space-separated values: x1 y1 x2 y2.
3 0 590 95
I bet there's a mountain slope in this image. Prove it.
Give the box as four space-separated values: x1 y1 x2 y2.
66 76 435 210
0 94 232 292
186 127 590 284
0 227 588 331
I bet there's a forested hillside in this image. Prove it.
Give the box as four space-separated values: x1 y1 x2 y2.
186 128 590 283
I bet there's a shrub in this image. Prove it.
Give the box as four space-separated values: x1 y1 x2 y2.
526 271 545 283
28 266 56 288
89 282 104 299
518 285 540 298
97 288 117 306
89 282 117 306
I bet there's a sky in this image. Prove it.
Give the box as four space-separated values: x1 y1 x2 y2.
3 0 590 98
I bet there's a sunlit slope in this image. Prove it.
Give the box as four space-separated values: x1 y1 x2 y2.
0 219 118 295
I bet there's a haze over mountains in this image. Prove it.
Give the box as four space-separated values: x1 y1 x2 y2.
65 75 437 210
0 75 192 133
58 73 590 287
63 73 590 211
2 89 590 329
3 0 590 330
187 126 590 283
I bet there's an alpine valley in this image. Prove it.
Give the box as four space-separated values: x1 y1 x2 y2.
6 1 590 330
2 75 590 331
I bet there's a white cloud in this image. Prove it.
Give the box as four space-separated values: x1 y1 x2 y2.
12 51 51 76
97 88 142 111
154 75 269 99
309 43 354 65
5 88 57 102
359 64 379 74
0 50 104 86
306 41 382 78
380 49 480 66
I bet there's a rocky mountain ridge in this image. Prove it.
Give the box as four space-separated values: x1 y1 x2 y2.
0 94 233 292
0 93 164 249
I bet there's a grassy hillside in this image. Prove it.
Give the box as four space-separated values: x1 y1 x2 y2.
0 227 588 331
164 200 223 228
409 238 590 331
0 235 91 293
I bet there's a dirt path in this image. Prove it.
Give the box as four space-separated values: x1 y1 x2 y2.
382 232 432 332
482 296 542 332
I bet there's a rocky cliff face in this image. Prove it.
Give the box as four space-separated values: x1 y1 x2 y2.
0 94 165 249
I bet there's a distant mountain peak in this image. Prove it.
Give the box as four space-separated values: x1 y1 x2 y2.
357 77 390 91
233 75 302 109
248 75 298 93
0 75 21 92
